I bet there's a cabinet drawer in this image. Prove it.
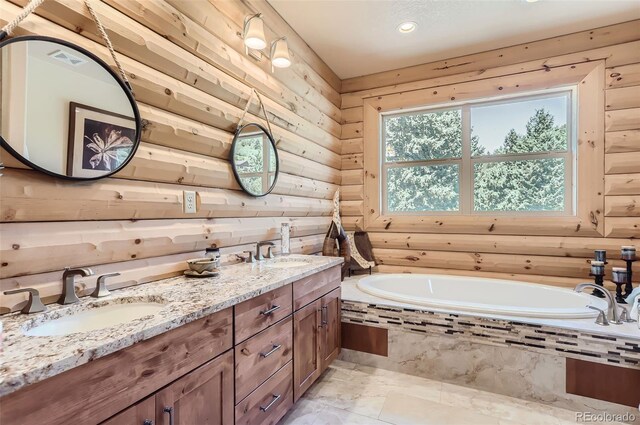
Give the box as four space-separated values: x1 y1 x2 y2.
235 316 293 402
293 265 341 310
235 361 293 425
234 284 292 343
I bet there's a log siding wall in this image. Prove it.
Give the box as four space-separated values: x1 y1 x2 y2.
1 5 639 313
0 0 341 313
339 20 640 288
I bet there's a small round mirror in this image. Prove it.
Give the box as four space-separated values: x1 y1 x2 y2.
0 36 141 180
231 123 279 197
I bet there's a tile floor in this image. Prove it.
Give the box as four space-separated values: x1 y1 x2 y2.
281 360 626 425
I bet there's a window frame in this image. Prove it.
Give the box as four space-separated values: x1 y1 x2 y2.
380 88 577 216
360 61 605 237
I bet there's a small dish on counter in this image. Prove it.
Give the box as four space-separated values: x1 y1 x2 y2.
186 258 218 274
184 270 220 278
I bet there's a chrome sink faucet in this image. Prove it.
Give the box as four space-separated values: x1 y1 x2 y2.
574 283 621 325
255 241 275 261
59 267 94 305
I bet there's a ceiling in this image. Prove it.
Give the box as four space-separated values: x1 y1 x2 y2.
268 0 640 80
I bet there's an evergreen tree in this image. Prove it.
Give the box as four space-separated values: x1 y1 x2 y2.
384 108 567 212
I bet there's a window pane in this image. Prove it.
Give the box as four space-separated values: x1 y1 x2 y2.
473 158 565 212
235 135 264 174
387 164 459 212
384 109 462 162
470 94 569 156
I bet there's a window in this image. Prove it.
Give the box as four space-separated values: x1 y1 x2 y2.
381 89 575 215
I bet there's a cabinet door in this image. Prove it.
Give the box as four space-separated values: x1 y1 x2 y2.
293 298 322 402
321 287 341 371
155 350 234 425
100 396 155 425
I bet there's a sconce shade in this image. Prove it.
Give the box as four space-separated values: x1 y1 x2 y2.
271 37 291 68
244 14 267 50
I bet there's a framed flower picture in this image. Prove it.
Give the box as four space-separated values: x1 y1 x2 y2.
67 102 136 178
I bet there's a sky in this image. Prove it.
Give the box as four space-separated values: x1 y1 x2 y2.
471 94 568 154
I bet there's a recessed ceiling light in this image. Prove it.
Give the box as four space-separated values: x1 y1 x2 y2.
525 0 539 2
397 21 417 34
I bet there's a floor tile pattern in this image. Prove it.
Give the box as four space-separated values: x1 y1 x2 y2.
282 360 629 425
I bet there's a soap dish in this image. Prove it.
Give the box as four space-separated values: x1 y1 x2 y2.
184 270 220 278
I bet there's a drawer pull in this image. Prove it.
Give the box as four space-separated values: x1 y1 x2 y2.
321 305 328 327
260 305 281 315
163 407 174 425
259 394 282 412
260 344 282 358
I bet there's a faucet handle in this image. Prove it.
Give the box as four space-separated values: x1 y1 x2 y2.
587 305 610 326
618 306 636 323
266 246 276 259
91 273 120 298
242 250 255 263
4 288 47 314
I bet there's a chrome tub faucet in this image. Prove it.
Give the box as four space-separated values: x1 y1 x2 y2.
574 283 622 325
59 267 94 305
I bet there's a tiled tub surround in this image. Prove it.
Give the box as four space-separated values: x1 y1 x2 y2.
0 255 343 397
340 277 640 421
342 278 640 368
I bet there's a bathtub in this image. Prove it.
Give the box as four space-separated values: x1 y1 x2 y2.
357 274 608 319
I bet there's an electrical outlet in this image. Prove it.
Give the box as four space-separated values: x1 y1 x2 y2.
183 191 197 214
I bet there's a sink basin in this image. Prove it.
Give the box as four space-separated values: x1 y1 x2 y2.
264 259 313 269
23 302 165 337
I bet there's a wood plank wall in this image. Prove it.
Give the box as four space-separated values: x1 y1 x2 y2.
339 21 640 288
0 0 341 313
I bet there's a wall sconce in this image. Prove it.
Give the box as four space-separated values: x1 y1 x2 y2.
270 37 291 71
243 13 267 51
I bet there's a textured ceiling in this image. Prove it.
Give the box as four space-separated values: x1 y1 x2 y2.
268 0 640 79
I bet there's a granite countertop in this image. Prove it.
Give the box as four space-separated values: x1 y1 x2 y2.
0 255 344 397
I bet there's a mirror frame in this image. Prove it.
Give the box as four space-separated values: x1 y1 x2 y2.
0 35 142 181
230 122 280 197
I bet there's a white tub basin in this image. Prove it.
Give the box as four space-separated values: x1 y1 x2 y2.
357 274 608 319
23 302 165 337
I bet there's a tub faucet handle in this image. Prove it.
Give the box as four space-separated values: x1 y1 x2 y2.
618 306 636 323
587 305 609 326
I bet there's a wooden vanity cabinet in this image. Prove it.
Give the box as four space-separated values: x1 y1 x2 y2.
292 267 342 402
155 351 234 425
102 352 234 425
1 265 342 425
320 287 341 370
293 298 323 401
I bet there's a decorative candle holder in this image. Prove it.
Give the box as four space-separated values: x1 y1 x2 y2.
621 246 636 298
589 260 606 298
612 267 629 304
594 250 607 263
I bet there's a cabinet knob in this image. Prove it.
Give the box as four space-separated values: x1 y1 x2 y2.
143 420 154 425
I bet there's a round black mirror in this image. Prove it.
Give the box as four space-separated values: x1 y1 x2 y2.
0 36 141 180
230 123 279 197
